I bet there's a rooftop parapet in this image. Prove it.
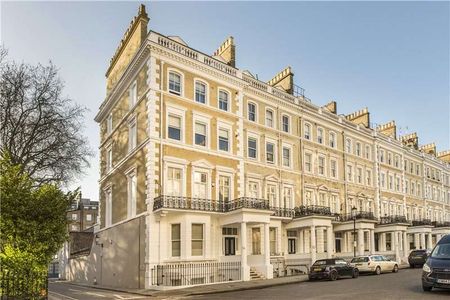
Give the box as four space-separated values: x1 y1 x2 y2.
213 36 235 67
377 120 396 138
268 66 294 95
346 107 370 128
400 132 419 150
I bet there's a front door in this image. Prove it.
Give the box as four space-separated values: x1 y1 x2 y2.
224 237 236 256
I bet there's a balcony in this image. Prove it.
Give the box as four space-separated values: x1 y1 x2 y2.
432 221 450 228
294 205 332 218
335 211 377 222
411 219 432 226
153 195 225 212
153 195 272 213
379 215 408 225
271 207 295 218
227 197 271 211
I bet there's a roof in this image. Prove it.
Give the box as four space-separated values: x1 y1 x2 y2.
438 234 450 244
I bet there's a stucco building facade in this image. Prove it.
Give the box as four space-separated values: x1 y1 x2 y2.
68 5 450 290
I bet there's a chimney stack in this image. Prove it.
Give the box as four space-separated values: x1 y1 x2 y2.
377 120 397 138
268 66 294 95
345 107 370 128
213 36 236 67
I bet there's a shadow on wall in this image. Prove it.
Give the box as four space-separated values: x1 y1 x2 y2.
68 215 146 289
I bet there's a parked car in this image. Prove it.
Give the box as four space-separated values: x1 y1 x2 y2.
350 255 399 275
309 258 359 281
422 234 450 291
408 249 429 268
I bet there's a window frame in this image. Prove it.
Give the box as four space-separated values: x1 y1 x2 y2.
194 79 208 105
282 114 290 133
126 169 137 219
265 140 276 164
329 131 336 148
317 127 324 144
191 223 204 256
129 80 137 109
247 134 258 160
166 106 186 143
265 108 275 128
248 101 257 122
168 69 183 96
304 122 311 140
218 88 230 112
128 116 137 152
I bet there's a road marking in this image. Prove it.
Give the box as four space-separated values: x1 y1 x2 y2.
68 288 83 292
86 292 107 298
48 291 78 300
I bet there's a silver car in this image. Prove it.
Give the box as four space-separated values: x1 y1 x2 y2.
350 255 399 275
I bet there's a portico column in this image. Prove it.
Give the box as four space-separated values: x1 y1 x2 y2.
393 231 400 262
403 232 409 259
299 230 304 253
310 225 316 265
380 233 386 252
317 228 325 253
427 233 433 250
420 233 426 250
240 222 250 281
414 233 420 250
263 223 273 279
326 226 333 258
370 229 375 254
357 229 364 256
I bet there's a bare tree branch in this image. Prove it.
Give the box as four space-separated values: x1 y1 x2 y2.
0 46 93 186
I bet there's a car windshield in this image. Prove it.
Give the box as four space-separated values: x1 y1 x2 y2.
431 243 450 259
351 257 369 263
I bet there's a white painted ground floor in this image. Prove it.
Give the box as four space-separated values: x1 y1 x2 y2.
66 208 450 290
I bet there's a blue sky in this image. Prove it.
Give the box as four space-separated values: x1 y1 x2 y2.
2 1 449 200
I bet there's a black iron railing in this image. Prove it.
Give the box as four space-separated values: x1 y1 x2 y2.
411 219 432 226
0 269 48 299
379 215 408 225
294 205 332 218
432 221 450 228
335 211 377 222
153 195 225 212
271 207 295 218
151 261 241 286
228 197 271 211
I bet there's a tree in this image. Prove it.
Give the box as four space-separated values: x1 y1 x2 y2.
0 47 92 186
0 155 76 268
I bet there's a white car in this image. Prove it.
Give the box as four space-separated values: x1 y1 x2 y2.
350 255 399 275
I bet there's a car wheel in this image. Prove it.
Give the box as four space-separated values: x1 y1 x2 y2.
329 271 338 281
422 285 432 292
375 266 381 275
352 269 359 278
393 264 398 273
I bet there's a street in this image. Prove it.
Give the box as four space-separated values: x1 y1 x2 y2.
49 269 450 299
190 269 450 300
48 282 150 300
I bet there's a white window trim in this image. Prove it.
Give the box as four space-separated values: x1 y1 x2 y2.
194 78 209 105
281 114 291 134
106 144 113 173
216 171 234 202
192 113 211 149
106 113 113 134
164 159 188 197
247 178 262 198
191 165 212 200
317 127 324 144
167 68 184 97
303 121 312 140
282 184 295 209
247 132 259 161
265 108 276 128
265 137 277 165
304 151 313 173
282 143 293 169
247 101 258 122
318 154 326 176
217 87 232 112
330 158 338 179
166 105 186 144
217 121 233 154
345 138 352 154
329 131 336 148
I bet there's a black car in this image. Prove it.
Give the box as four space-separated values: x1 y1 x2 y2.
422 234 450 291
309 258 359 281
409 249 428 268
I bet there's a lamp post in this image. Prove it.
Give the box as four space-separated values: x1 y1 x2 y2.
351 206 357 257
